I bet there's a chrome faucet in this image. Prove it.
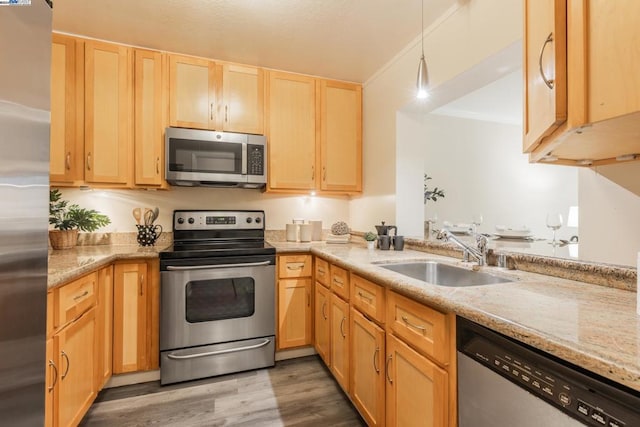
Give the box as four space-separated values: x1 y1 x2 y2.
436 229 488 266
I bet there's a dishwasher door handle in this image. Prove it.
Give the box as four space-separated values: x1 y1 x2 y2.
166 338 271 360
166 261 271 271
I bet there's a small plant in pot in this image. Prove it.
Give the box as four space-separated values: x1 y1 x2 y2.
49 189 111 250
363 231 377 250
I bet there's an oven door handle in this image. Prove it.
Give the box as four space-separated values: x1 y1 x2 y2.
166 338 271 360
166 260 272 271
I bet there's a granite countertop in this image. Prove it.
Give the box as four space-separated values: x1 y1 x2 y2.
48 240 640 392
289 243 640 393
47 244 170 289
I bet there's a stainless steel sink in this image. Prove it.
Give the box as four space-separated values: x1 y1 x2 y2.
379 262 513 287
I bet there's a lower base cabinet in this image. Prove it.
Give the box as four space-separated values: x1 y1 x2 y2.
330 293 350 392
385 333 448 427
314 282 331 364
351 308 385 427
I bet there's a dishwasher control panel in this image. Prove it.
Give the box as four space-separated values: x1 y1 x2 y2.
458 317 640 427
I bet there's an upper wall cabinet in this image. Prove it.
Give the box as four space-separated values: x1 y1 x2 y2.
219 64 264 135
266 71 318 191
320 80 362 193
84 40 133 185
525 0 640 166
50 34 84 184
168 55 216 130
134 49 166 187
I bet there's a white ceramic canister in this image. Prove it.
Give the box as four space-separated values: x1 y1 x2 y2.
299 224 312 242
310 220 323 241
286 223 298 242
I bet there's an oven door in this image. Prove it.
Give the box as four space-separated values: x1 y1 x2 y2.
160 257 275 351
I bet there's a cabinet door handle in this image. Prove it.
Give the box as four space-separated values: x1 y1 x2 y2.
385 355 393 383
73 290 89 301
156 157 160 175
225 105 229 122
86 152 91 171
210 103 214 121
139 274 144 296
322 301 327 320
61 350 70 380
65 152 71 171
373 347 380 373
322 166 327 181
340 317 346 338
286 262 305 270
538 32 555 90
358 291 373 302
307 291 310 307
311 165 315 180
401 315 427 333
48 360 58 391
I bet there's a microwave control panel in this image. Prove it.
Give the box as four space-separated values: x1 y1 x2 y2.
248 144 264 176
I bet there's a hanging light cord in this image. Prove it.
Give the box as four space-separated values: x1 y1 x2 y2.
421 0 424 58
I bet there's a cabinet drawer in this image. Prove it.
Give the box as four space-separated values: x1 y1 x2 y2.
387 291 449 366
55 272 97 331
315 257 329 286
330 264 349 301
351 274 385 324
278 255 312 278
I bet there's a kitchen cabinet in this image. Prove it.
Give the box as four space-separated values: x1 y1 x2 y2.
330 263 350 302
50 33 84 185
351 308 385 427
525 0 640 165
385 333 448 427
314 280 331 365
46 271 98 427
319 80 362 192
84 40 133 185
277 254 313 349
219 63 264 134
168 54 217 130
96 265 113 390
266 71 318 191
329 293 350 393
113 259 160 373
134 49 166 187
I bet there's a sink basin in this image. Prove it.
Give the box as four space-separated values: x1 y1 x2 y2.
379 262 513 287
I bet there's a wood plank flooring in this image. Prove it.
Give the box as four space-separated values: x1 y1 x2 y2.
80 356 366 426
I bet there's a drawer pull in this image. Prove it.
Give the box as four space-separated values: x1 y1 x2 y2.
373 347 380 373
340 317 346 338
286 262 305 270
385 355 393 383
333 277 344 285
61 350 70 380
317 268 325 274
73 290 89 301
401 315 426 333
48 360 58 391
358 291 373 302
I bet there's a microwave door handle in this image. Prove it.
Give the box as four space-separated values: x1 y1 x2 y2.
241 142 248 175
166 261 271 271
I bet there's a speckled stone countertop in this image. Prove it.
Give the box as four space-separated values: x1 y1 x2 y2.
48 244 170 289
272 241 640 393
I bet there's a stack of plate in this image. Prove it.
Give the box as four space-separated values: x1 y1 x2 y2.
494 225 533 239
443 221 472 234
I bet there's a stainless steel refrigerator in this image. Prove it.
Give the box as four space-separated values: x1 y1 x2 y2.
0 0 52 425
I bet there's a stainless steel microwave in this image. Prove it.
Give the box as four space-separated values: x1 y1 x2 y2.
165 127 267 189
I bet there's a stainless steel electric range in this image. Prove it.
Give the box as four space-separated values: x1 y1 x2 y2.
159 210 276 385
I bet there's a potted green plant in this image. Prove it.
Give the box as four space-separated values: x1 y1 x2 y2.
363 231 377 250
49 189 111 250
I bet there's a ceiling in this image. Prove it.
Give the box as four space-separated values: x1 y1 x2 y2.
52 0 458 83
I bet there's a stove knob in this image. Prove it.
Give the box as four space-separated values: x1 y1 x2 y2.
246 217 253 223
177 217 184 224
188 217 195 224
255 217 262 224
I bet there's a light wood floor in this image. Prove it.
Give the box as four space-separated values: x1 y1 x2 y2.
80 356 366 427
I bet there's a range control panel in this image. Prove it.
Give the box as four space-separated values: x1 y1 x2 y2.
458 318 640 427
173 210 265 231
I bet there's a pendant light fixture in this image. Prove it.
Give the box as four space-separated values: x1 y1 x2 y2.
416 0 429 99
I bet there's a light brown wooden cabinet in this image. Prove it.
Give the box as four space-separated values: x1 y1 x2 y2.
385 333 448 427
351 308 386 427
277 254 313 350
113 259 160 374
525 0 640 165
84 40 133 185
319 79 362 193
168 54 216 130
50 33 84 185
134 49 167 187
314 280 331 365
219 63 264 134
329 293 350 393
96 265 114 390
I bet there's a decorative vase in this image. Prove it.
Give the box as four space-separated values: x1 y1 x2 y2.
367 241 375 250
49 229 79 250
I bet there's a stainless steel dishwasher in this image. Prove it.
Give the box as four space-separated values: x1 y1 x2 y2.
457 317 640 427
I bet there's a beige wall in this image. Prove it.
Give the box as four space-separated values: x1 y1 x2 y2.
351 0 523 232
